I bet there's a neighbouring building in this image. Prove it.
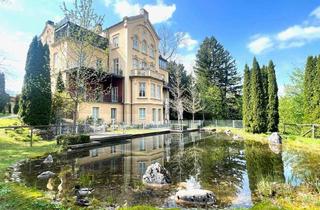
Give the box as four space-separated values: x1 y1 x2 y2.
40 9 169 125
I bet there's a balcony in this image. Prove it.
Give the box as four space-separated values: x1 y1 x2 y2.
109 69 123 77
130 68 165 81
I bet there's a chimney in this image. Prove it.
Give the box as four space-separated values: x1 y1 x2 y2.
140 8 149 20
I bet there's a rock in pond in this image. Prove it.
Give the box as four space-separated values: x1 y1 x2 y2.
175 189 216 206
268 132 282 144
37 171 55 179
142 162 171 188
75 185 94 197
43 154 53 164
76 198 90 207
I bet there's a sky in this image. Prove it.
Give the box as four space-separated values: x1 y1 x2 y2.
1 0 320 95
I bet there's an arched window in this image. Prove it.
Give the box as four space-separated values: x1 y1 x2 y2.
142 40 147 54
133 34 139 50
150 44 154 58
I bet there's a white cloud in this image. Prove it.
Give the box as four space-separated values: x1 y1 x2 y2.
0 0 24 11
178 33 198 51
113 0 140 18
175 53 196 75
310 5 320 19
277 25 320 41
144 0 176 24
247 36 273 54
248 5 320 54
0 27 32 93
106 0 176 24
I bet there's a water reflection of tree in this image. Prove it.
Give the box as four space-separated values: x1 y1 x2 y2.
199 137 246 207
166 135 246 207
244 141 285 194
284 149 320 186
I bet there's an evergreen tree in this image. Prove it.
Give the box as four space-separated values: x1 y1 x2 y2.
13 95 20 114
303 56 317 123
267 60 279 132
242 64 251 131
19 36 52 125
56 71 65 93
0 72 9 113
261 65 269 107
250 57 266 133
194 36 241 119
312 56 320 123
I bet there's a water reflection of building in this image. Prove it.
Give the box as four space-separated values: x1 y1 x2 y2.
75 134 167 179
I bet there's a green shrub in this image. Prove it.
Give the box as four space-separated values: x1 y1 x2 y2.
56 134 90 147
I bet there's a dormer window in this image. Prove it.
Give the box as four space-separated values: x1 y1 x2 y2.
142 40 147 54
133 34 139 50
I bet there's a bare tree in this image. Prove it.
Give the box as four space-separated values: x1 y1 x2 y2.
184 76 202 124
58 0 111 129
157 24 185 60
169 62 187 129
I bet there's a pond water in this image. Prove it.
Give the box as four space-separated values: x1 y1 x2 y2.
14 132 320 209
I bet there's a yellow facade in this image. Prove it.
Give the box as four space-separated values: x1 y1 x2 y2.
40 9 169 125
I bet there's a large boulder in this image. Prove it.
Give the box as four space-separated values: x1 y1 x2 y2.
142 162 171 187
268 132 282 144
175 189 215 206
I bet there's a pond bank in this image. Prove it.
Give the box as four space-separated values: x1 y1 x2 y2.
206 126 320 210
1 117 320 210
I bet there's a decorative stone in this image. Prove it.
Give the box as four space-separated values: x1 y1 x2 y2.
142 162 171 187
37 171 55 179
268 132 282 144
269 143 282 154
74 185 94 198
175 189 216 206
225 130 232 136
76 198 90 206
43 155 53 164
232 135 243 141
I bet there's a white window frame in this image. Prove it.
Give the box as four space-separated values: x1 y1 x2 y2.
150 44 154 58
132 58 138 69
113 58 119 72
142 40 147 54
139 82 146 97
133 34 139 50
152 108 156 122
92 107 100 122
111 108 116 120
139 108 146 120
151 83 155 98
156 85 161 99
111 87 118 102
112 35 119 48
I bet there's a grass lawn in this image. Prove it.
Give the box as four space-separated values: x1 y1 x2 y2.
0 118 61 210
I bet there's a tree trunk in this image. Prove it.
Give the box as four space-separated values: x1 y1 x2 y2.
73 101 78 133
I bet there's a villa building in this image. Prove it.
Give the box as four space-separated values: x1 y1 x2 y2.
40 9 169 125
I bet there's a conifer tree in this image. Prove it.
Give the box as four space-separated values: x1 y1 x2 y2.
303 56 317 123
194 36 241 119
267 60 279 132
242 64 251 131
56 71 65 93
250 57 266 133
19 36 52 125
0 71 9 113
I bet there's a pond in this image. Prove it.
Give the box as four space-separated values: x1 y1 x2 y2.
12 131 320 209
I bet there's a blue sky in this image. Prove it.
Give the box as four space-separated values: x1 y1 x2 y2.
1 0 320 95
